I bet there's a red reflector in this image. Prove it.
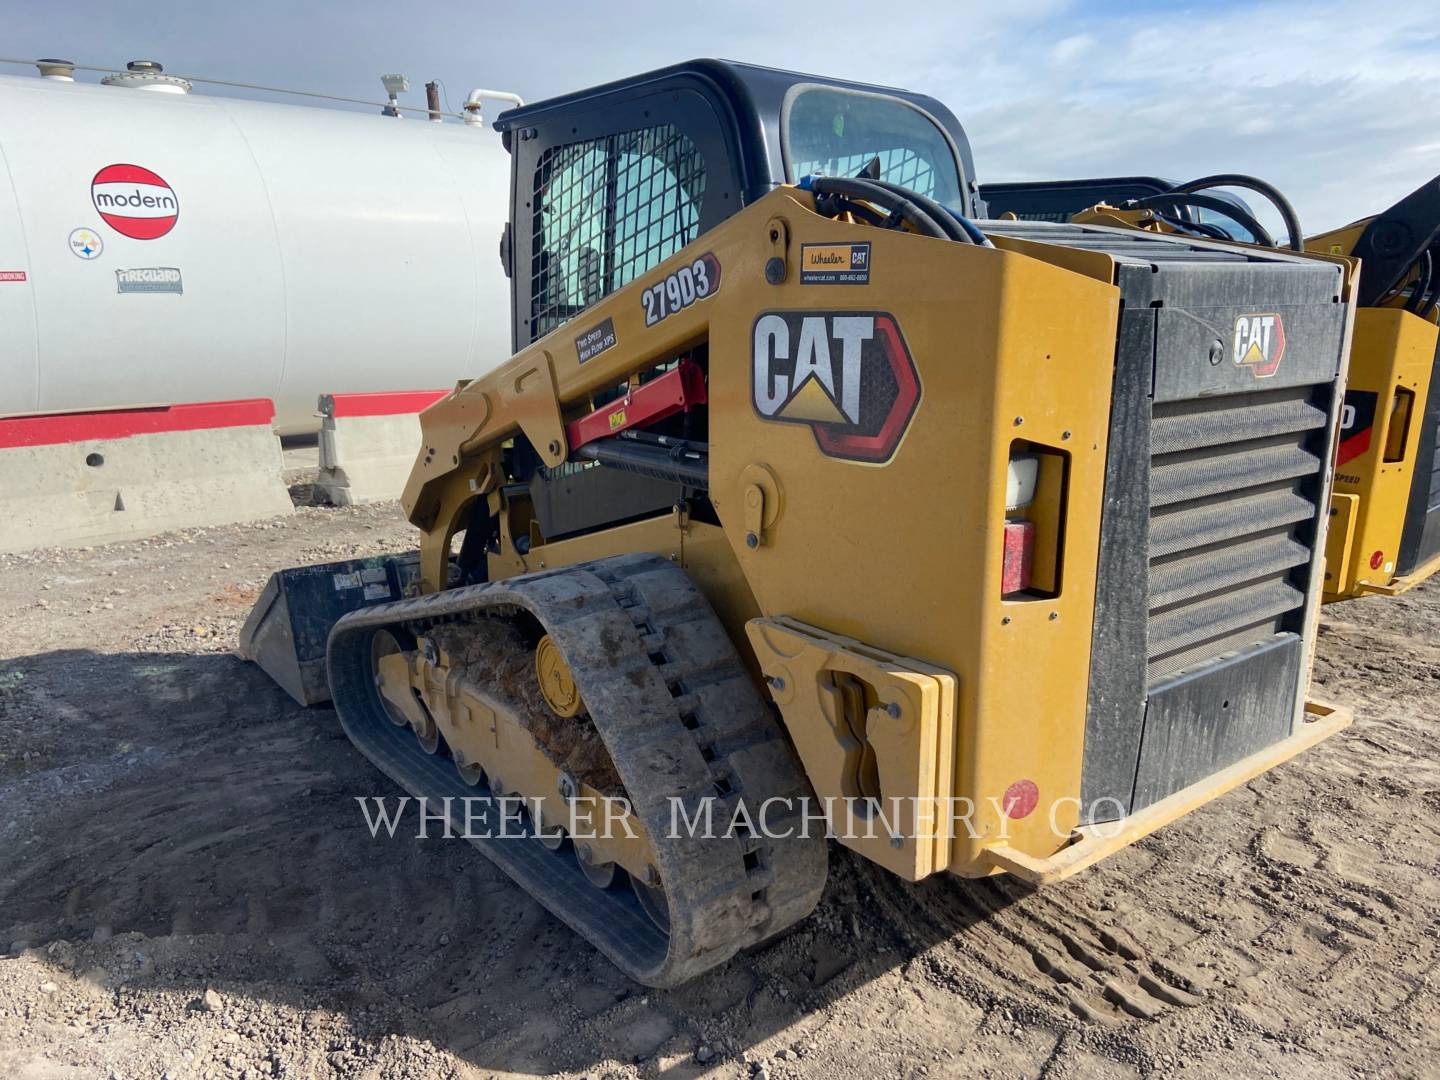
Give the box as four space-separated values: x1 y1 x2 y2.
1002 779 1039 819
1002 519 1035 595
1370 550 1385 570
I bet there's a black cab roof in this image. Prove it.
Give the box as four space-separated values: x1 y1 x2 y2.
494 58 978 212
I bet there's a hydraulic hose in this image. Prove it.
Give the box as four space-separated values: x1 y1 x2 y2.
808 176 955 241
1405 250 1434 316
859 177 993 247
1129 191 1276 248
1149 211 1234 242
1168 173 1305 251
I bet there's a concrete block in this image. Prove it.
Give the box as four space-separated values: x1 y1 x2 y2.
0 399 293 554
315 390 447 506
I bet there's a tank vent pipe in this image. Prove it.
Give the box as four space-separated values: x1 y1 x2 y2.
426 81 442 122
35 58 75 81
463 88 525 126
101 59 192 93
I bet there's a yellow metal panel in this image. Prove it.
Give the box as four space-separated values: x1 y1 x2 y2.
981 699 1351 884
489 511 681 580
702 207 1120 875
1366 548 1440 596
745 616 957 880
1325 308 1439 600
1323 492 1359 600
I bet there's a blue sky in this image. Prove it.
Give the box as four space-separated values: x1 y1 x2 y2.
6 0 1439 231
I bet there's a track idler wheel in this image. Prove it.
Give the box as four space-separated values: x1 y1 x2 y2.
369 629 412 728
368 627 440 753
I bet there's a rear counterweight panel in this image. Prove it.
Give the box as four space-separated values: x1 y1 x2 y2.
987 223 1349 822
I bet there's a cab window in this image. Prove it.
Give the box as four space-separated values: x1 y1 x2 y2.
784 87 963 209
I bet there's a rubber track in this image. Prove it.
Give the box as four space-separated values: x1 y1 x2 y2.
326 552 828 987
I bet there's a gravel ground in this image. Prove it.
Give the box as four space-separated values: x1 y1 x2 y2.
0 500 1436 1079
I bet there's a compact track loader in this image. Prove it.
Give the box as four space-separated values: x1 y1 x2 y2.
242 61 1354 987
984 173 1440 602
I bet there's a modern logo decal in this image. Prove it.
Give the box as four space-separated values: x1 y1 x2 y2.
751 310 919 463
92 164 179 240
1233 312 1285 378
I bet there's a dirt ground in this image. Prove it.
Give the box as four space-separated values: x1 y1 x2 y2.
0 496 1437 1080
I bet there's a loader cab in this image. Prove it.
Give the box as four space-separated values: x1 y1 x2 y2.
493 59 979 351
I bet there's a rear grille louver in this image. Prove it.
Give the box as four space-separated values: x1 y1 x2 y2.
985 218 1346 818
1146 386 1329 681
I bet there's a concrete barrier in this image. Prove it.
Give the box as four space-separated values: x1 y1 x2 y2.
0 399 293 554
315 390 448 506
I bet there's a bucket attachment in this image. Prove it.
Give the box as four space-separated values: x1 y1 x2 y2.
238 553 428 706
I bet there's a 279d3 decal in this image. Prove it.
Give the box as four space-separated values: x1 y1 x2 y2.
641 252 721 326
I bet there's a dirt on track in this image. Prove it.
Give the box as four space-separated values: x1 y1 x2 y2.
0 502 1437 1080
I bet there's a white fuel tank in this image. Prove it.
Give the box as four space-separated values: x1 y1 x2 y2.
0 72 513 433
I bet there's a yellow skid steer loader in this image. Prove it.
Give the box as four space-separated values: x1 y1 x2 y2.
241 62 1354 986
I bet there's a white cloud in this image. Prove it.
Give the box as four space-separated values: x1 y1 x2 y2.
948 0 1440 229
1050 33 1095 64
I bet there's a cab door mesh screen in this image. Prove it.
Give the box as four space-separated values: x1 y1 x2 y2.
530 124 706 341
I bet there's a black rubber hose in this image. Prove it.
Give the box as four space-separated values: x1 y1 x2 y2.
1168 173 1305 251
814 192 891 229
809 176 953 240
860 177 993 247
859 179 965 241
1420 253 1440 317
1150 210 1235 242
1129 191 1275 248
1405 250 1434 315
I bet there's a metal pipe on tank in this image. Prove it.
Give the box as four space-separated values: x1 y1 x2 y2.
380 73 408 118
101 59 192 94
426 81 442 122
35 59 75 81
463 88 525 126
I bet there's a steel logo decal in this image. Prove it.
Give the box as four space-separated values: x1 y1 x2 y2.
751 310 920 463
68 227 104 260
92 163 179 240
1233 312 1285 378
